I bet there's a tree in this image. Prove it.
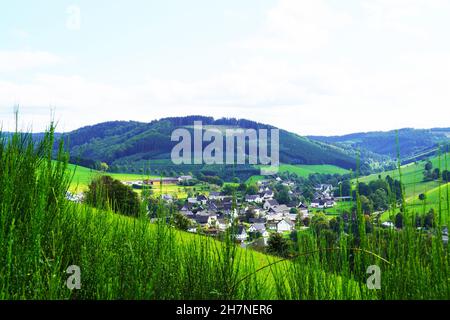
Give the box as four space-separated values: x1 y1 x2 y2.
418 193 427 201
311 213 329 234
267 233 290 257
84 175 141 216
370 189 389 211
329 217 341 233
424 209 435 228
172 212 192 231
222 184 237 195
246 184 259 195
395 213 404 229
245 208 256 222
275 186 290 205
100 162 109 172
339 180 352 197
357 182 371 197
369 179 389 194
425 161 433 171
442 170 450 182
359 195 374 214
432 168 440 180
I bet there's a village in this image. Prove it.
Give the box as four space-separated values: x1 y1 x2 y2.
66 173 346 246
159 177 341 246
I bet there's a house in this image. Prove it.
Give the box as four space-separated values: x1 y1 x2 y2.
325 200 336 208
263 199 279 210
266 213 284 223
188 197 198 204
217 218 231 231
161 194 173 203
249 217 266 224
181 208 195 217
143 177 179 186
277 218 294 233
267 218 294 233
268 204 290 215
297 202 309 215
234 225 248 241
192 212 218 228
248 223 269 237
178 175 193 182
381 221 395 229
209 191 225 200
287 213 298 224
187 226 197 233
261 190 274 200
207 201 219 212
245 194 263 204
315 184 334 195
310 198 334 209
197 194 208 205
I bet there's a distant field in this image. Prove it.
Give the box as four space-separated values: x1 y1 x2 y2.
277 164 350 177
357 153 449 201
357 153 450 223
247 164 349 183
66 163 211 197
149 183 211 198
67 163 160 192
310 201 355 218
246 175 265 184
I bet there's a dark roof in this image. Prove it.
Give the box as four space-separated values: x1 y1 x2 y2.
249 217 266 224
236 225 246 234
250 223 266 231
298 203 308 209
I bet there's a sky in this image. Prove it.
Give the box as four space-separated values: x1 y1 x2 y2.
0 0 449 135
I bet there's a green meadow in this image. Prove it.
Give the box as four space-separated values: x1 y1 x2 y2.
247 164 350 184
356 153 450 222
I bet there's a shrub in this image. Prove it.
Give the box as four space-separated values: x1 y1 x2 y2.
84 175 141 216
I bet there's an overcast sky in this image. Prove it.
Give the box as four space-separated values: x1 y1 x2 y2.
1 0 449 135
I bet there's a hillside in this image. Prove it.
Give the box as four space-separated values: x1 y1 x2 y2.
309 127 450 161
58 116 356 176
356 152 450 221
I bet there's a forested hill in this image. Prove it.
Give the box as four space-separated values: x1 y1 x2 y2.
309 128 450 160
57 116 357 171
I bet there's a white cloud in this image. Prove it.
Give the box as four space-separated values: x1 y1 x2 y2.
362 0 450 38
1 1 449 135
0 50 63 72
235 0 352 52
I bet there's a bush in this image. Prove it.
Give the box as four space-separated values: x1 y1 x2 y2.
85 175 141 216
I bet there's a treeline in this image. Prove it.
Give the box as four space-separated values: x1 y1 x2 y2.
423 160 450 182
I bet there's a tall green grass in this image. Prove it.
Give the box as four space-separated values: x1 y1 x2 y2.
0 124 449 300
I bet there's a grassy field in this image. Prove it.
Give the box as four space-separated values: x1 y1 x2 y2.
356 153 449 222
67 163 212 198
322 201 355 217
246 164 350 184
67 163 157 192
357 153 448 199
